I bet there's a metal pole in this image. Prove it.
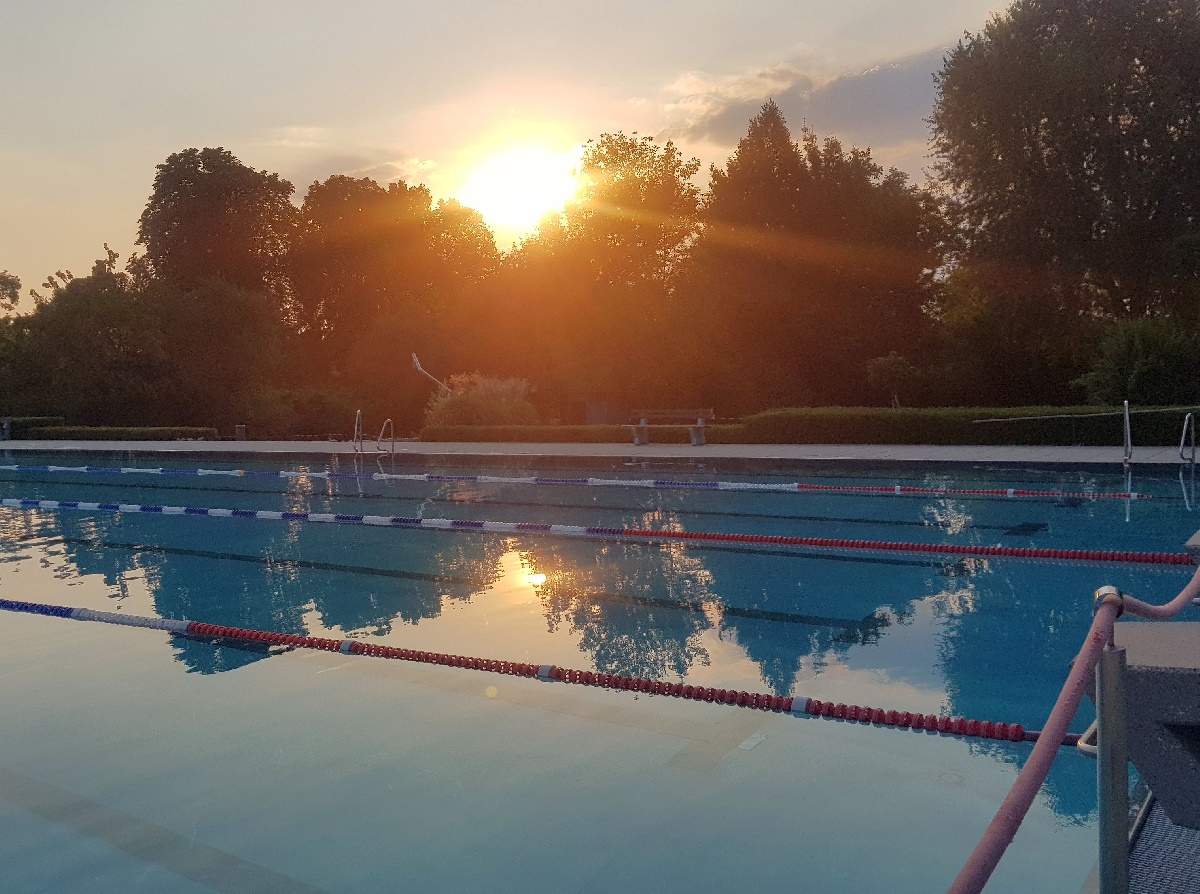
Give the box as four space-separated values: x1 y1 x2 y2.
1123 400 1132 469
1097 643 1129 894
412 353 451 394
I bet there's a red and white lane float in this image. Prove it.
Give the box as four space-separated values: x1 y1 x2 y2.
0 496 1189 566
0 596 1067 747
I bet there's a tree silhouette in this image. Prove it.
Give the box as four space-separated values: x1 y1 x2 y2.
288 175 435 355
682 103 943 412
0 270 19 315
0 250 280 426
476 134 702 412
932 0 1200 319
137 147 298 297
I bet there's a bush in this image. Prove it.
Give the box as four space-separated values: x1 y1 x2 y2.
423 375 539 428
1074 318 1200 405
27 426 218 441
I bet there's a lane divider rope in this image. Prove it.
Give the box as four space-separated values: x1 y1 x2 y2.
0 496 1189 566
0 464 1145 501
0 596 1073 747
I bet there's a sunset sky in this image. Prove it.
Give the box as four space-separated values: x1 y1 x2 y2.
1 1 1007 299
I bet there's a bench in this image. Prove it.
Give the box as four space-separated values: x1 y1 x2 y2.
627 409 715 446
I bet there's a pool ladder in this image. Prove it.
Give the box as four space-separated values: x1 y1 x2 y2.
376 418 394 455
351 411 395 455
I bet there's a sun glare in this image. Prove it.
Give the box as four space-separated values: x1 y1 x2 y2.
456 146 580 233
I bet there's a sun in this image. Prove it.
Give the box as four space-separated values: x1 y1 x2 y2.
456 145 580 233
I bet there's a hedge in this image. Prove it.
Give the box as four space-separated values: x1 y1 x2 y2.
420 424 747 444
421 406 1198 446
738 406 1196 446
26 426 219 441
2 416 66 439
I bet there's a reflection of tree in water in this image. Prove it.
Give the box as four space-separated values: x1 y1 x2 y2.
697 547 913 695
926 559 1176 824
515 526 922 689
523 535 714 680
11 509 513 674
308 531 508 634
6 510 153 598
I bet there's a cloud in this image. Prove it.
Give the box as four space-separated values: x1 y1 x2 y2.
268 151 440 198
349 157 439 185
267 125 331 149
663 46 950 177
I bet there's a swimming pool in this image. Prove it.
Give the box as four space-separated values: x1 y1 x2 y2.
1 452 1196 892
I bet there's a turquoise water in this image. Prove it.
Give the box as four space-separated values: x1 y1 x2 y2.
1 453 1197 892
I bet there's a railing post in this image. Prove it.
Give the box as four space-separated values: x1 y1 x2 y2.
1122 400 1132 469
1097 643 1129 894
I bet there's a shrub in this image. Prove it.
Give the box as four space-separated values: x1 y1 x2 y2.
1074 318 1200 405
423 375 539 428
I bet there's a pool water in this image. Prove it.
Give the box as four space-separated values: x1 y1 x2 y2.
1 454 1197 892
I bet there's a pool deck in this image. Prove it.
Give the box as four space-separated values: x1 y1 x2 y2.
0 438 1188 469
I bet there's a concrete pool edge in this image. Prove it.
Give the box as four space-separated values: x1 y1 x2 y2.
0 439 1186 473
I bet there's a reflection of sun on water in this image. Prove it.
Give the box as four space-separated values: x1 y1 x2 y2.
456 145 580 234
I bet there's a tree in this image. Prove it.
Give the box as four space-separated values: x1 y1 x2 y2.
866 352 919 407
0 270 19 315
681 103 945 411
0 249 282 427
1074 316 1200 405
931 0 1200 317
287 175 500 428
288 175 435 353
480 133 703 410
136 147 298 295
706 99 808 234
561 132 702 288
921 263 1096 405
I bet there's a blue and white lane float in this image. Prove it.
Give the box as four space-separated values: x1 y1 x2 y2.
0 463 1145 501
0 596 1050 746
0 496 1189 565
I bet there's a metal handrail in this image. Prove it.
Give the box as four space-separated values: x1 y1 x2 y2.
376 418 394 454
1180 413 1195 464
972 404 1200 424
412 353 451 394
352 410 363 454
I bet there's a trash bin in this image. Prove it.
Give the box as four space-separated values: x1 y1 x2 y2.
234 425 247 441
